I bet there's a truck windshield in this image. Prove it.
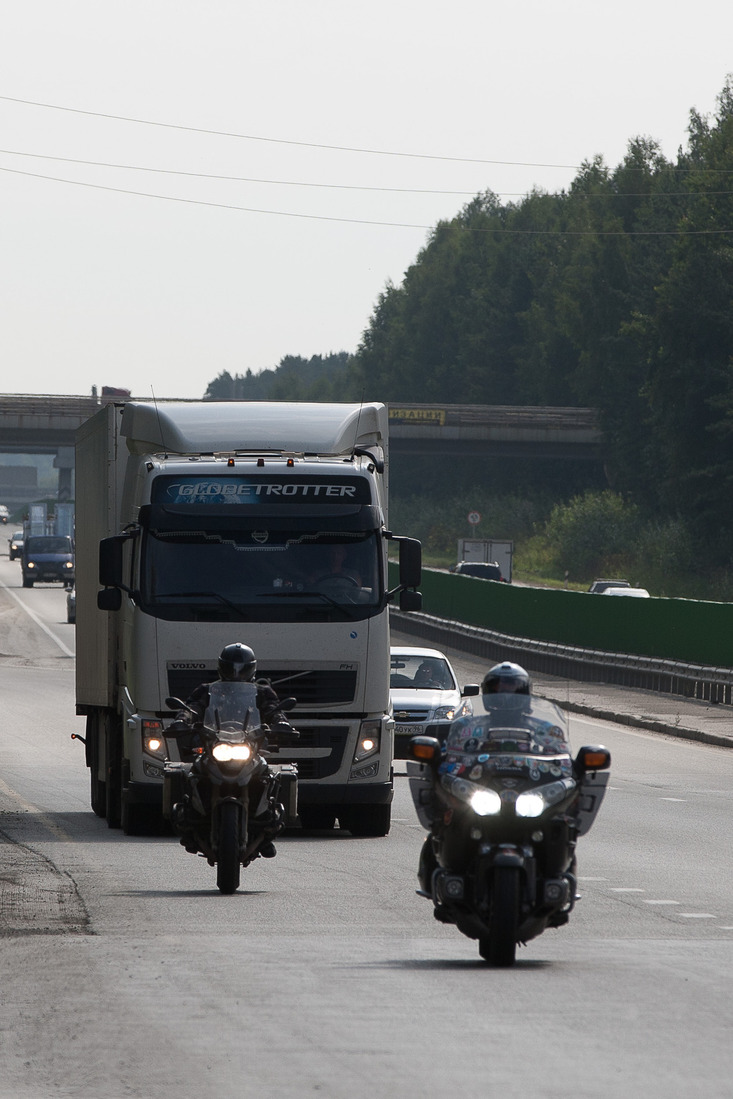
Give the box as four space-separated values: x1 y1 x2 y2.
139 530 382 622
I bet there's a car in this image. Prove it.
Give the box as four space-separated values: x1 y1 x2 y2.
453 560 508 582
8 530 24 560
66 586 76 623
390 646 465 759
0 504 9 525
588 578 631 593
601 586 650 598
21 534 75 588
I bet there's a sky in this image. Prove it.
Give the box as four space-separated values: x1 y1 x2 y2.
1 1 732 401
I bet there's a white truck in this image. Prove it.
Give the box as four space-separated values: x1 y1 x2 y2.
75 401 421 836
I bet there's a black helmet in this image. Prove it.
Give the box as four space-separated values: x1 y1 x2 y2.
218 643 257 682
481 661 530 695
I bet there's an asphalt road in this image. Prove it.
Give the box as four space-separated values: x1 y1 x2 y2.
1 555 733 1099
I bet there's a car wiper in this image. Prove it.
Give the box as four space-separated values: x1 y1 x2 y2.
156 590 249 619
259 590 357 619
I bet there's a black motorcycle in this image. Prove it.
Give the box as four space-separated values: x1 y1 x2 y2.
162 681 298 894
408 692 610 966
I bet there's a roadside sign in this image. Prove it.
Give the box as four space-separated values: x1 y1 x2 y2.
467 511 481 526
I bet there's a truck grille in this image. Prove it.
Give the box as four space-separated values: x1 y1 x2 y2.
166 667 358 707
277 726 348 780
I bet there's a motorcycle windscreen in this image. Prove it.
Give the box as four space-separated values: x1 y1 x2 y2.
444 694 570 757
203 681 261 737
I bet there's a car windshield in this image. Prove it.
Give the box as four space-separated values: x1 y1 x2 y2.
202 681 261 737
444 694 570 757
390 653 455 690
25 536 72 554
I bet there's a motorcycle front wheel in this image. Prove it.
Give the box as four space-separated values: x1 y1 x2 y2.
479 866 519 967
216 802 242 895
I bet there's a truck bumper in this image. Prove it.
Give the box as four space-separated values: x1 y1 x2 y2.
298 781 393 807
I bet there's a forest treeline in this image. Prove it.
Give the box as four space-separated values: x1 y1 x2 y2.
205 80 733 581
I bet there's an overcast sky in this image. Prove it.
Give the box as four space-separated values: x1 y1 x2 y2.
1 1 732 401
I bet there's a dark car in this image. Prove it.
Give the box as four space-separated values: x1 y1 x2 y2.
8 530 24 560
66 586 76 623
588 578 631 594
453 560 507 582
21 535 75 588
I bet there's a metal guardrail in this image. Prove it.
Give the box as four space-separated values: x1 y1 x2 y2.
390 610 733 705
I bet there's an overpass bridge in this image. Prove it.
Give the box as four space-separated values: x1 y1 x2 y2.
0 394 603 507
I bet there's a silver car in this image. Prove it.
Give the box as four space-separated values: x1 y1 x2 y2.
390 646 466 759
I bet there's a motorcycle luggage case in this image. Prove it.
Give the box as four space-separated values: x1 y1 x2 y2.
162 762 192 821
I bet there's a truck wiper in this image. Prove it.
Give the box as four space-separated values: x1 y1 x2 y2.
259 590 357 619
157 591 249 619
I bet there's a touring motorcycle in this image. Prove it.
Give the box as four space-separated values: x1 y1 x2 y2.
408 692 610 965
162 681 298 894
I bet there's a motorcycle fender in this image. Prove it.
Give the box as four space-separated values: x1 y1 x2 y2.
212 797 247 849
492 850 525 868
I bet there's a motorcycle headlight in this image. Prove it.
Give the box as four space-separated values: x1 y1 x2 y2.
515 791 545 818
212 742 252 763
469 788 502 816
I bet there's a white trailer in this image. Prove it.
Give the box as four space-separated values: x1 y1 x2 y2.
75 401 421 836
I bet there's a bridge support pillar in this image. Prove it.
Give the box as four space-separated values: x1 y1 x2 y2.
53 446 75 503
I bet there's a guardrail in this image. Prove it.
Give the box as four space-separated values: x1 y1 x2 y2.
390 609 733 705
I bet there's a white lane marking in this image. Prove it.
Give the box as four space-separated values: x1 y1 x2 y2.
610 887 645 892
0 578 74 657
644 899 680 905
679 913 717 919
660 797 687 802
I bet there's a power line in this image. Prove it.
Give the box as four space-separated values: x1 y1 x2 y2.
3 162 733 235
0 94 582 170
3 147 733 199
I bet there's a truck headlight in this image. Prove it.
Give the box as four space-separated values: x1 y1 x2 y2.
353 720 381 762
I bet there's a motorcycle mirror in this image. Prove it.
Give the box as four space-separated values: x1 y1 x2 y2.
165 696 193 713
409 735 442 764
279 697 297 712
463 684 480 696
574 745 611 774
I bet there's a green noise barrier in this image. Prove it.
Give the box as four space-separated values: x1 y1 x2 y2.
390 564 733 669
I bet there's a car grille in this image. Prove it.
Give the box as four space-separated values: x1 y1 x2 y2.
393 708 431 723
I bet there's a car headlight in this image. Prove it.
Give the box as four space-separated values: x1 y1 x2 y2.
469 788 502 816
64 561 74 569
434 705 457 720
212 742 252 762
27 561 36 569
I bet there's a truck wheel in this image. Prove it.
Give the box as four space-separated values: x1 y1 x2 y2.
342 804 391 837
89 716 107 818
105 714 122 829
216 802 241 894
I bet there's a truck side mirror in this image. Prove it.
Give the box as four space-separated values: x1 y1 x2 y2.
99 535 125 588
399 589 422 612
97 587 122 611
398 537 422 589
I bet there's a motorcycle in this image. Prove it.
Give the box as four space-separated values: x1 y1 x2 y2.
407 692 610 966
162 681 298 894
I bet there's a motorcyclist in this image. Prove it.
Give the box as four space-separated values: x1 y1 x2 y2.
417 659 532 896
175 643 297 858
184 643 295 739
481 661 531 694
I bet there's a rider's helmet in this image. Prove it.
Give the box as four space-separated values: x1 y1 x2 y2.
218 643 257 682
481 661 531 695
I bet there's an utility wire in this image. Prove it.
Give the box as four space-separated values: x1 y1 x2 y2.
3 162 733 235
2 147 733 199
